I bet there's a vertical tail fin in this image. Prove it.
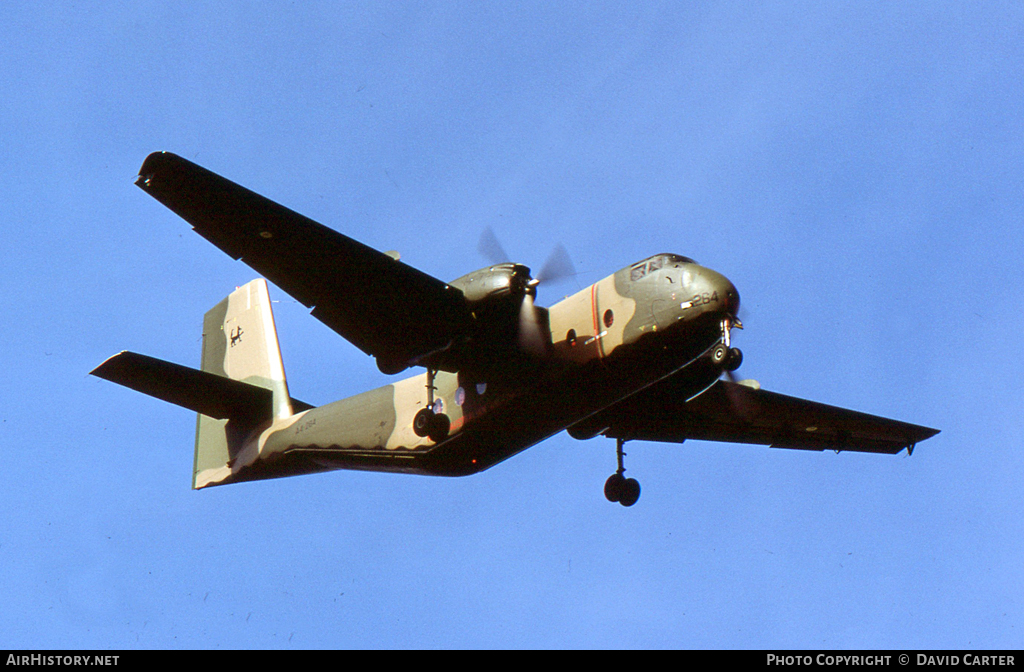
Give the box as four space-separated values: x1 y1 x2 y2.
194 279 293 488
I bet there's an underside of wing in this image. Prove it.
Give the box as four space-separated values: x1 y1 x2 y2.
573 376 939 455
135 152 471 373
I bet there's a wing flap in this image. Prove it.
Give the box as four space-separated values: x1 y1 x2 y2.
135 152 470 370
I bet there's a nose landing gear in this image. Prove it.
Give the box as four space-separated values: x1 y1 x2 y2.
604 438 641 507
713 317 743 372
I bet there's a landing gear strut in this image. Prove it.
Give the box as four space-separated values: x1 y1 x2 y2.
604 438 641 507
412 368 450 443
714 317 743 372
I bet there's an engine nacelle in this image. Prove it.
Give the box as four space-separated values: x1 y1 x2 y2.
376 263 546 375
448 263 536 306
428 262 550 374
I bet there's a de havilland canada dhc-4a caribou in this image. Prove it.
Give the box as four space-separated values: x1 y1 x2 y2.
93 152 939 506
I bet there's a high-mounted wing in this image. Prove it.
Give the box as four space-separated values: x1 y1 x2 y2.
135 152 471 373
573 377 939 454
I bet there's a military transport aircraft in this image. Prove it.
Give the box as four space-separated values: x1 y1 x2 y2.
92 152 939 506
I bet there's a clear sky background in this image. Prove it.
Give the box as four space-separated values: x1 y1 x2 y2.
2 2 1022 649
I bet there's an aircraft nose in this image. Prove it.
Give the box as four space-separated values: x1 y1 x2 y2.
694 267 740 317
722 280 740 316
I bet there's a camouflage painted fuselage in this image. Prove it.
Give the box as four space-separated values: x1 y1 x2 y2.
208 254 739 488
95 152 937 494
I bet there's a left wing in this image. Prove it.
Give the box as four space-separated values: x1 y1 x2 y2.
571 377 939 455
135 152 471 373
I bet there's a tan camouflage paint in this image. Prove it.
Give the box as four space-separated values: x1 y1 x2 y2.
194 280 292 488
189 256 734 488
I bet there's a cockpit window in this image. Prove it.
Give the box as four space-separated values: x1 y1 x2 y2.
631 254 696 281
660 253 696 266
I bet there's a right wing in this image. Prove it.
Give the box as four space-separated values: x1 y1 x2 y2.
571 376 939 455
135 152 471 373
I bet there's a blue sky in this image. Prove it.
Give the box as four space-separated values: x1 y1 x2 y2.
2 1 1022 649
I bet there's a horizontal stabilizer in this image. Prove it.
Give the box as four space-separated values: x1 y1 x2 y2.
91 351 313 423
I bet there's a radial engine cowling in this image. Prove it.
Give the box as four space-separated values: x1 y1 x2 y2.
442 262 550 368
448 263 537 307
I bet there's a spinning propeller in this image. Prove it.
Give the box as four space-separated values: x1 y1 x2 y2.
477 227 577 356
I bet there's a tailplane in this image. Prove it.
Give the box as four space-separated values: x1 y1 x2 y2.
92 279 307 489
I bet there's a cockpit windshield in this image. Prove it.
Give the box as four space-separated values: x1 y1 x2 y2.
630 253 695 281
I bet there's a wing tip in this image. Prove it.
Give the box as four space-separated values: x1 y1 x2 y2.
904 425 940 456
90 350 133 380
136 151 187 189
139 149 175 168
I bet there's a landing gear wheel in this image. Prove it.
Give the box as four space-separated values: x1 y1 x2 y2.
711 343 729 367
414 409 451 442
413 408 433 437
427 412 450 443
604 473 626 502
726 347 743 372
604 438 641 506
618 478 641 507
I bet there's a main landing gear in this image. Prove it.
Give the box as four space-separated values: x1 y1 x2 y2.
412 368 450 443
604 438 641 507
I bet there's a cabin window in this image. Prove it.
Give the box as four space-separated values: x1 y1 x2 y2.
566 329 577 346
603 309 614 328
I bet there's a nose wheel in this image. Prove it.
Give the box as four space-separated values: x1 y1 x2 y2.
714 317 743 372
710 343 742 370
726 347 742 371
604 438 641 507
